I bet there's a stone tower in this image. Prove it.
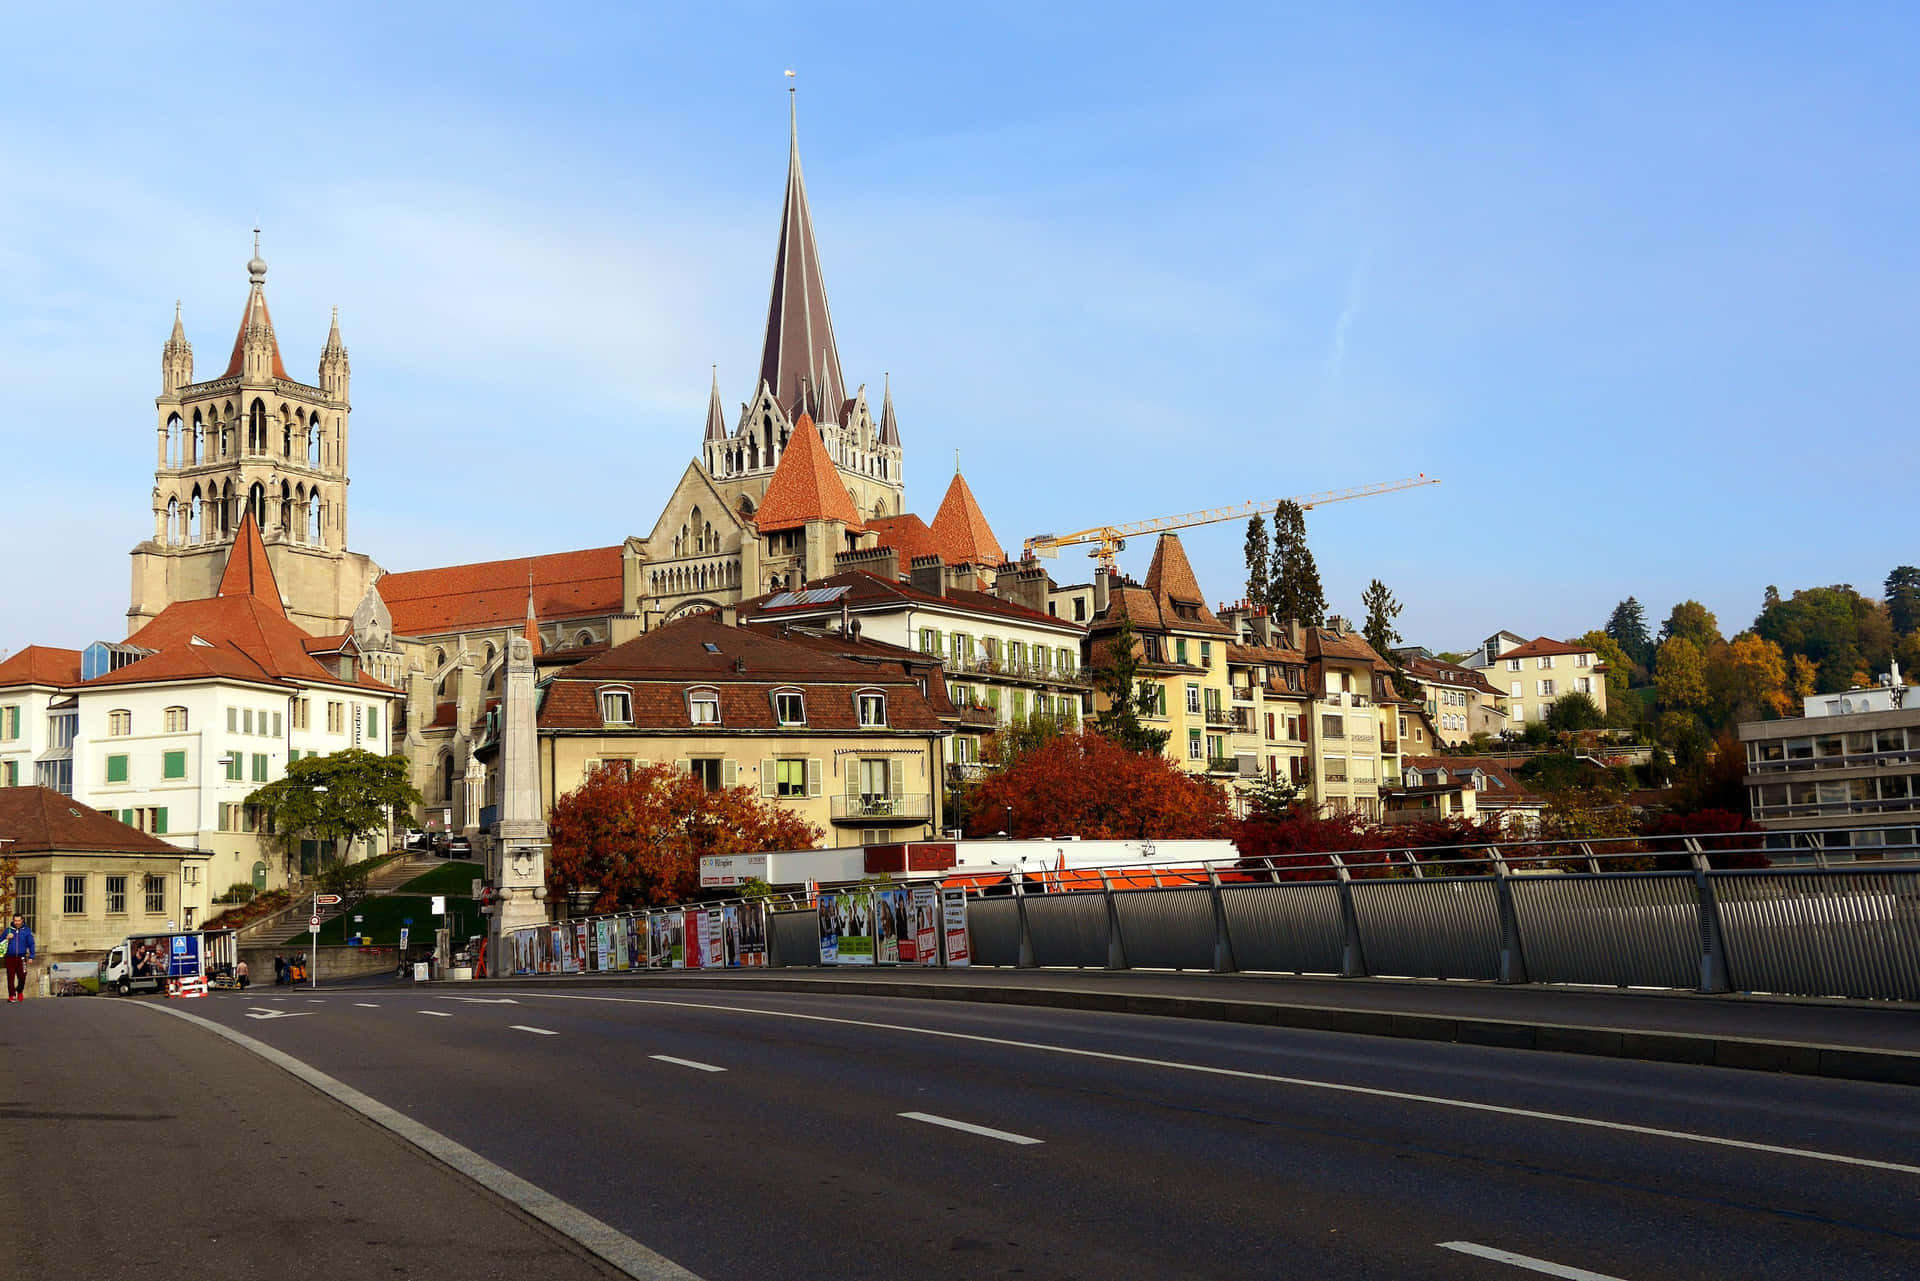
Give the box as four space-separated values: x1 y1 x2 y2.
702 91 906 526
130 236 380 637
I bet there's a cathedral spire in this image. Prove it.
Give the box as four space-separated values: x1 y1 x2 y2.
878 372 900 448
758 85 844 425
320 304 350 400
523 566 543 657
703 365 728 442
162 301 194 392
223 230 289 382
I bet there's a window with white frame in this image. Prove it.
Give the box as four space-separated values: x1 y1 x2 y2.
688 689 720 725
774 690 806 725
108 710 132 736
1186 684 1201 714
1576 677 1592 694
1575 653 1591 668
856 691 887 727
1538 655 1554 669
164 706 189 733
600 689 633 724
1506 659 1521 672
1538 679 1556 697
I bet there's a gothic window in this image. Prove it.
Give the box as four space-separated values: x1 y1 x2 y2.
307 490 321 545
280 481 294 536
166 496 179 544
438 752 455 801
281 404 293 457
166 414 182 468
188 487 202 543
191 411 204 464
248 483 266 527
575 630 594 648
308 421 321 467
248 400 266 455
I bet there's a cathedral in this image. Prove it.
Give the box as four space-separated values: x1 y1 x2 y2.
128 97 1011 837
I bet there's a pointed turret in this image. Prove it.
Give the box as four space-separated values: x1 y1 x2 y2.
523 568 544 656
217 511 286 616
753 413 864 532
319 305 350 401
223 232 290 382
758 90 844 424
877 373 901 448
703 366 728 443
162 301 194 393
930 472 1004 566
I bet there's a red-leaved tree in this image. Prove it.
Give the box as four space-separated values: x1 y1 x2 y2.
962 729 1231 840
547 762 820 912
1638 808 1769 869
1233 810 1512 880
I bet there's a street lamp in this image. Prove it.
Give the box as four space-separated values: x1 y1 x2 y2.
1004 805 1014 841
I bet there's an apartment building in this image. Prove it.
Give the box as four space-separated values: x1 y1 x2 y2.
1738 673 1919 858
1395 649 1510 745
1466 632 1607 728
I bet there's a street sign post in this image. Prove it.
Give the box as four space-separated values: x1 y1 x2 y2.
315 893 343 907
308 914 320 930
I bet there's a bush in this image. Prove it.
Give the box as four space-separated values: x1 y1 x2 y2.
217 882 258 905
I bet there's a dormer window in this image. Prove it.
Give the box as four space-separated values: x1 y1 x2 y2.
773 689 806 726
856 690 887 728
688 688 720 725
599 688 632 725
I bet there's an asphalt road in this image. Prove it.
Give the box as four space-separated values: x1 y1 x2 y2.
102 980 1920 1281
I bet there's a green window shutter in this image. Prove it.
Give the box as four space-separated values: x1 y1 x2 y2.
227 707 238 733
153 808 167 835
367 706 380 738
163 751 187 780
106 754 129 783
1176 638 1188 663
226 755 243 781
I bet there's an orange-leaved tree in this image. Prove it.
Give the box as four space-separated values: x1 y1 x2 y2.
547 762 819 912
962 728 1230 840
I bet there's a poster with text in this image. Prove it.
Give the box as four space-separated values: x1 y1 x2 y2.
909 886 941 966
683 908 705 969
818 891 840 965
719 905 740 968
668 911 686 967
837 889 876 965
650 912 671 968
942 888 971 966
168 933 203 978
573 922 590 973
591 919 609 970
738 900 767 967
875 887 907 965
621 916 638 970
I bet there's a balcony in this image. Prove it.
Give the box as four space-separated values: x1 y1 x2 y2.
1204 706 1248 730
1206 755 1240 776
946 652 1089 687
829 793 934 824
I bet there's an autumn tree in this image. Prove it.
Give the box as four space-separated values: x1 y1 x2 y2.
547 762 819 913
1090 615 1170 754
1753 584 1893 694
962 729 1230 840
1269 501 1326 628
1705 633 1792 724
1242 515 1271 609
248 749 422 874
1578 630 1636 718
1546 691 1602 731
1885 566 1920 636
1605 597 1653 671
1654 636 1708 710
1659 600 1722 652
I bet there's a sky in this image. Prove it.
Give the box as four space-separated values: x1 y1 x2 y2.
3 2 1916 659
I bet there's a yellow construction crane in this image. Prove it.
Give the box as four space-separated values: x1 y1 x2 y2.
1023 475 1440 573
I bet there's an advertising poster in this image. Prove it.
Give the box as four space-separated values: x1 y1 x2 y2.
650 913 670 968
573 922 590 973
168 933 203 978
683 908 704 969
595 919 614 971
621 916 639 971
942 888 971 967
818 891 840 965
715 907 735 968
875 887 907 965
668 912 686 968
50 961 101 996
837 889 876 966
514 929 535 975
908 886 940 966
738 901 767 967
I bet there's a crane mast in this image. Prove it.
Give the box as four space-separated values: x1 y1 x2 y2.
1023 475 1439 573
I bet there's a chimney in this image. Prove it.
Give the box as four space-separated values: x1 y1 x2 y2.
945 561 987 595
834 545 900 581
1093 567 1112 617
719 604 738 627
993 562 1050 615
909 554 946 598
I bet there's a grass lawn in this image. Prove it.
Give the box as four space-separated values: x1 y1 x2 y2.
287 892 481 946
396 861 484 896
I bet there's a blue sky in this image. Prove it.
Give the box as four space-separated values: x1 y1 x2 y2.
4 2 1915 657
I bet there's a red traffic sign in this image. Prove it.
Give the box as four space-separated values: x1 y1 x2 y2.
315 894 343 906
308 914 321 930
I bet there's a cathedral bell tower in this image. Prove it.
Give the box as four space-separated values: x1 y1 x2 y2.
130 235 379 637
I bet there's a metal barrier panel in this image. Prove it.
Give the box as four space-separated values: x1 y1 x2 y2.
1112 887 1216 970
1712 868 1920 1001
1507 872 1700 990
770 909 821 967
966 898 1024 967
1349 877 1501 981
1024 892 1111 968
1219 882 1346 974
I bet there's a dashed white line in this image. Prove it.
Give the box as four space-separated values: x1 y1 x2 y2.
510 1025 558 1036
649 1054 725 1073
900 1112 1043 1146
1439 1241 1629 1280
419 1010 453 1018
354 1002 381 1008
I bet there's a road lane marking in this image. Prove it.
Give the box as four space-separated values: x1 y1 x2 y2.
437 996 519 1004
510 1025 558 1036
244 1008 314 1021
1439 1241 1629 1280
354 1002 381 1008
133 1003 708 1281
900 1111 1042 1145
419 1010 453 1018
650 1054 725 1073
511 993 1920 1178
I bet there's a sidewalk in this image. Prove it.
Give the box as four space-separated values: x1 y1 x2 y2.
0 999 625 1281
462 966 1920 1086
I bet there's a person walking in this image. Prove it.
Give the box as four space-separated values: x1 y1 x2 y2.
273 953 286 986
235 958 250 990
2 914 37 1002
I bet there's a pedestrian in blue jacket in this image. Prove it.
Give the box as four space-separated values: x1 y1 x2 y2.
2 914 36 1002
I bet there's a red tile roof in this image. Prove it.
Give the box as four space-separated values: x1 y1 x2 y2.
1501 637 1597 661
0 645 83 688
740 570 1079 632
0 787 188 856
753 413 863 533
376 547 624 637
218 510 282 613
1094 535 1234 637
929 473 1004 565
1403 654 1503 696
221 284 290 382
866 513 942 568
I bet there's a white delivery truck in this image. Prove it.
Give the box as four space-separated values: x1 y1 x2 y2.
100 929 238 995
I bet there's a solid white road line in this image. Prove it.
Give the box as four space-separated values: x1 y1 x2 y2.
354 1002 381 1008
419 1010 453 1018
1438 1241 1629 1280
649 1054 726 1073
510 993 1920 1179
510 1025 558 1036
132 1002 707 1281
437 996 519 1004
900 1111 1043 1146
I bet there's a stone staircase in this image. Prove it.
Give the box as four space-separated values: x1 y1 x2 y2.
238 854 475 943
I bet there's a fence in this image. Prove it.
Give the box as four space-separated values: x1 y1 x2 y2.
519 828 1919 1002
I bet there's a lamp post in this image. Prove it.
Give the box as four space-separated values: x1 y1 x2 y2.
309 784 327 989
1004 805 1014 841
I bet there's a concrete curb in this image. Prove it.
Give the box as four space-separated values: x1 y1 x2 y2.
456 972 1920 1088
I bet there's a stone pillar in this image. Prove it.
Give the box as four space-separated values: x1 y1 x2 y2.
488 635 549 974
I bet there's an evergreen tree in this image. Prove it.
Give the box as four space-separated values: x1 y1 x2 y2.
1886 566 1920 636
1361 579 1413 699
1269 501 1326 628
1242 515 1271 609
1605 596 1653 670
1091 615 1171 754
